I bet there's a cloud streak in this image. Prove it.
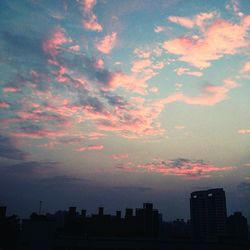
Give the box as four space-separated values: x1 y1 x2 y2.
157 79 238 106
77 144 104 152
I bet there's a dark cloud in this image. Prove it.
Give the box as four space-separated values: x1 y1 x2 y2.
59 137 82 144
57 53 113 87
192 186 213 191
113 186 152 192
75 95 105 112
0 135 27 160
102 92 127 107
3 161 59 175
169 158 207 169
1 31 46 60
39 175 89 186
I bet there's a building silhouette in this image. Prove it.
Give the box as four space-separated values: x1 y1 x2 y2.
227 212 249 240
190 188 227 240
0 206 20 250
1 190 250 249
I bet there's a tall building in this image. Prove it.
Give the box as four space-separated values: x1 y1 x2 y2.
190 188 227 240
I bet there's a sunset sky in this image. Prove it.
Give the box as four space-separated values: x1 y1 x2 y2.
0 0 250 220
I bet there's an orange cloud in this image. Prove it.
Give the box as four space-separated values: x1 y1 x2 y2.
96 32 117 54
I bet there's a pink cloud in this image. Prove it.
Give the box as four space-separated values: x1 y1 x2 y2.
241 62 250 73
38 140 59 149
149 87 159 93
111 153 129 160
115 162 134 172
68 45 81 52
11 129 67 139
108 72 148 94
134 48 151 59
77 144 104 152
115 159 234 178
152 62 165 70
83 0 96 12
0 102 10 108
163 16 250 68
175 125 186 130
136 159 234 178
81 0 103 32
107 51 163 93
96 32 117 54
187 71 203 77
96 102 165 138
3 87 20 93
168 12 217 29
175 67 189 75
243 163 250 167
238 129 250 134
87 132 106 140
43 27 72 56
95 58 104 69
158 79 238 106
168 16 194 28
226 0 243 17
195 12 217 28
154 26 166 33
83 14 103 32
174 67 203 77
131 59 151 73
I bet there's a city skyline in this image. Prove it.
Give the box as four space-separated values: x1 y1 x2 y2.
1 189 249 250
0 0 250 220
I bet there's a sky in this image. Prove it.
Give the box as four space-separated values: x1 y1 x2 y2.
0 0 250 221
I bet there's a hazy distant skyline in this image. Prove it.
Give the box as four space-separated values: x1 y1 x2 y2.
0 0 250 220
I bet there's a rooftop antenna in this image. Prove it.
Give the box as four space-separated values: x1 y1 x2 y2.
39 200 42 215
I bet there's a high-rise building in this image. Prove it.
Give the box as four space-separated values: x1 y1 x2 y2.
190 188 227 240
